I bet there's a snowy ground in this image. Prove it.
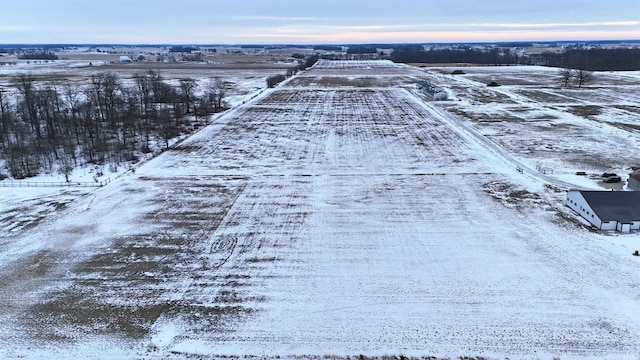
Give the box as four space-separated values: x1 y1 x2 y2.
1 60 640 360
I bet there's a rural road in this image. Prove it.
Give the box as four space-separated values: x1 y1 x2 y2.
414 93 590 190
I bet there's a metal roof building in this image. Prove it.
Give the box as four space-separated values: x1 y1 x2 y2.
416 81 448 100
628 171 640 191
566 190 640 232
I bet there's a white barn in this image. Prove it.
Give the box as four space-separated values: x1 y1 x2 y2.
416 81 448 101
566 190 640 232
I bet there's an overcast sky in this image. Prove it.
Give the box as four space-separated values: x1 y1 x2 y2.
1 0 639 44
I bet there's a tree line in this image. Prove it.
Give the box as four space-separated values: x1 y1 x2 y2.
390 46 526 65
346 47 379 54
533 49 640 71
0 71 227 180
17 51 59 60
313 45 343 52
390 45 640 71
266 55 319 88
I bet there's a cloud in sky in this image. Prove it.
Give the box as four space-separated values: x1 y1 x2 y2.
1 0 639 44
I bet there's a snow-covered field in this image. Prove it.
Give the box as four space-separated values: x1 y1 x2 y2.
1 60 640 360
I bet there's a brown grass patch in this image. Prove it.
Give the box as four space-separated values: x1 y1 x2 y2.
564 105 603 118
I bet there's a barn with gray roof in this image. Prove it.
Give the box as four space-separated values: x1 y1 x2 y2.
566 190 640 232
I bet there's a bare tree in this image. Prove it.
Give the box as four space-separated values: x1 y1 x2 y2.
132 71 151 116
559 68 575 87
146 70 168 103
12 74 41 139
179 78 197 114
266 74 286 88
89 72 122 144
62 82 83 145
57 154 74 182
156 108 175 149
576 69 593 87
0 87 11 148
207 77 227 111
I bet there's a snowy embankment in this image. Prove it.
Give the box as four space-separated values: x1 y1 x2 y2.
1 60 640 360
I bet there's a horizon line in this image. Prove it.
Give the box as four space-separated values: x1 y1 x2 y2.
2 39 640 48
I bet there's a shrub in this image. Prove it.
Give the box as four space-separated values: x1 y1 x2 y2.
266 74 287 88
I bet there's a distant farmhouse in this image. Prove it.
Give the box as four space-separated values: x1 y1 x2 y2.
417 81 448 100
566 190 640 232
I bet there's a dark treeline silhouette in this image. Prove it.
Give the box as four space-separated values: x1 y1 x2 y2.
0 71 227 179
346 47 378 54
17 51 59 60
498 42 534 48
266 74 287 88
168 46 199 53
313 45 343 51
534 49 640 71
390 45 525 65
390 45 640 71
304 54 319 68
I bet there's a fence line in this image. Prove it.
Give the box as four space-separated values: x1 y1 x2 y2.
0 178 111 188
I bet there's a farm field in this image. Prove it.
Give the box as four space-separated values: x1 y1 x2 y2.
1 60 640 359
0 53 296 108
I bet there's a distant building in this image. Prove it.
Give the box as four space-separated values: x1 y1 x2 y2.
119 55 132 63
566 190 640 232
417 81 448 100
181 53 203 62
